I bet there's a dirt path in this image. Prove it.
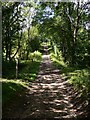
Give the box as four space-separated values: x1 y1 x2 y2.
3 46 89 119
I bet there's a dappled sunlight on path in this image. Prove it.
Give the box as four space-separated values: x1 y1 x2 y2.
3 52 88 119
19 54 87 119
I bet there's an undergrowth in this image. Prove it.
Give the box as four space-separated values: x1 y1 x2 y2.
50 53 90 100
2 51 42 105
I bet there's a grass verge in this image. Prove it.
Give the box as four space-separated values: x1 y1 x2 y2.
2 53 42 105
50 53 90 100
2 79 28 105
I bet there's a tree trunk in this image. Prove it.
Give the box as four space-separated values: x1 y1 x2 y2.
72 2 80 65
6 44 8 61
8 42 12 61
26 25 31 60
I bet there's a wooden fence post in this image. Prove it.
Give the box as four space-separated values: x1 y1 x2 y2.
15 57 18 79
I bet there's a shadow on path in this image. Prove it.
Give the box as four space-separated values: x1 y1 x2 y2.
3 46 89 119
